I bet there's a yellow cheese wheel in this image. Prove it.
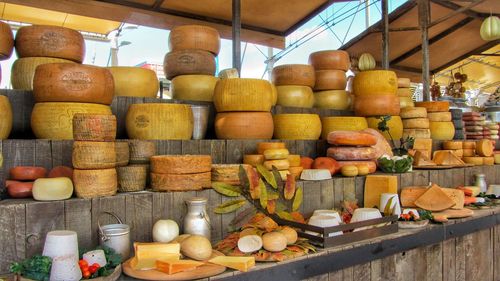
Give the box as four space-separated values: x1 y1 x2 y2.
32 177 73 201
452 149 463 158
273 114 321 140
15 25 85 63
483 157 494 165
271 64 315 87
313 90 350 110
151 172 211 191
271 85 278 105
414 101 449 112
0 21 14 60
462 141 476 149
443 141 463 150
427 112 452 122
463 148 475 157
126 103 193 140
0 95 13 139
72 113 117 141
462 157 483 165
163 49 216 80
171 75 218 102
308 50 350 71
403 129 431 139
400 107 427 119
276 85 314 108
354 95 400 116
257 142 286 154
353 70 398 96
287 155 301 167
107 67 159 98
215 112 274 139
495 153 500 164
402 118 430 129
397 88 412 97
34 63 114 105
11 57 75 90
313 70 346 91
243 154 265 167
31 102 112 140
213 78 273 112
429 121 455 140
72 141 117 169
476 139 493 157
117 165 147 192
397 78 411 88
399 97 415 108
151 155 212 174
366 116 403 140
73 168 118 198
263 148 289 160
168 25 221 55
321 116 368 139
263 159 290 170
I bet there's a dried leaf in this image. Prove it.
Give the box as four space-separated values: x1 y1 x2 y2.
290 211 306 223
228 207 257 232
292 186 303 212
212 182 242 197
384 196 395 216
267 200 276 214
277 211 294 221
238 165 250 193
271 166 284 188
284 174 296 200
268 189 280 200
259 178 267 209
276 202 287 213
256 164 277 189
247 166 261 199
215 199 246 214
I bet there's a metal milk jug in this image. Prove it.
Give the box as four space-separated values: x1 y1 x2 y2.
183 197 211 240
98 212 130 260
474 173 487 193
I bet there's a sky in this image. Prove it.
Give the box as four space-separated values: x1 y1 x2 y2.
0 0 407 88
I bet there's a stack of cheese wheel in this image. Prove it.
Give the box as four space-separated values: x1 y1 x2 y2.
108 67 159 98
326 131 378 174
72 114 118 199
271 64 315 108
243 142 303 179
400 107 430 139
0 21 14 85
308 50 351 110
150 155 212 191
273 114 322 140
450 109 464 140
263 146 290 179
462 139 495 165
442 140 464 158
397 77 414 108
11 25 83 90
32 63 114 140
462 112 484 140
353 70 402 140
6 166 47 199
415 101 454 141
412 138 433 160
320 116 368 139
126 140 156 187
484 122 499 140
164 25 220 102
214 78 274 139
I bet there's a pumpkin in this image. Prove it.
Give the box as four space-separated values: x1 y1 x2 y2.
358 53 376 71
152 219 179 243
181 235 212 261
262 232 287 252
480 16 500 41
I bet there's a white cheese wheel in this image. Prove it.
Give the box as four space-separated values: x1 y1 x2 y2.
300 169 332 180
32 177 74 201
171 75 218 102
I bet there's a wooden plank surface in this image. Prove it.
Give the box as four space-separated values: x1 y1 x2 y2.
125 193 153 243
90 196 127 245
65 199 92 250
0 202 26 273
0 90 35 138
25 201 65 257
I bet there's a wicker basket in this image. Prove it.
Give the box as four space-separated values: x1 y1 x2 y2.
74 168 118 199
128 140 156 164
117 165 147 192
115 141 130 167
72 113 117 141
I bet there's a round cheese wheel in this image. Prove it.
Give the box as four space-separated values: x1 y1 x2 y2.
463 148 475 157
11 57 75 90
271 85 278 105
403 129 431 139
151 155 211 174
327 131 377 146
31 102 112 140
0 95 13 139
107 67 159 98
117 165 147 192
215 112 274 139
400 107 427 119
243 154 265 166
164 49 216 80
443 141 463 150
128 140 156 164
257 142 286 154
171 75 218 102
308 50 350 71
366 116 403 140
399 97 414 108
402 118 430 129
476 139 493 157
287 155 301 167
33 177 74 201
218 68 239 79
263 148 289 160
397 78 411 88
427 112 452 122
276 85 314 108
397 88 412 97
73 168 118 199
462 141 476 149
483 157 494 165
33 63 114 105
48 166 73 180
263 159 290 170
313 70 346 90
72 141 117 169
321 117 368 139
73 114 116 141
462 157 483 165
126 103 193 140
354 95 400 116
414 101 449 112
168 25 221 55
273 114 321 140
15 25 85 62
214 78 273 112
327 146 378 161
115 141 130 167
151 172 211 191
271 64 315 87
313 90 350 110
353 70 398 96
336 160 377 173
10 166 47 181
429 121 455 140
0 21 14 60
6 181 33 198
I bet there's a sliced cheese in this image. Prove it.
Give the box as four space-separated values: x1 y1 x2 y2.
413 150 436 166
32 177 73 201
263 148 289 160
432 150 465 165
273 114 321 140
108 66 159 98
171 75 218 102
364 175 398 209
476 139 493 156
403 129 431 139
429 121 455 140
353 70 398 96
402 118 429 129
414 184 455 211
366 116 403 140
427 112 452 122
156 259 204 275
151 172 211 191
321 116 368 139
300 169 332 181
441 188 465 209
313 90 350 110
276 85 314 108
400 107 427 119
452 149 464 158
208 256 255 272
243 155 265 167
272 64 315 87
151 155 212 174
401 187 427 207
354 95 400 116
314 70 346 91
215 112 274 139
214 78 273 112
131 242 180 270
414 101 449 112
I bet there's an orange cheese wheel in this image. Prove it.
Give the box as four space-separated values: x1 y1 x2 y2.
107 67 159 98
15 25 85 63
397 88 412 97
72 113 117 141
476 139 493 157
171 75 218 102
213 78 273 112
215 112 274 139
462 141 476 149
33 63 114 105
151 172 211 191
263 159 290 170
327 147 378 161
354 95 400 116
414 101 449 112
462 157 483 165
400 107 427 119
399 97 414 108
168 25 221 55
276 85 314 108
151 155 212 174
163 49 216 80
327 131 377 146
11 57 76 90
308 50 350 71
427 112 452 122
442 141 463 150
313 70 346 90
273 114 321 140
271 64 315 87
353 70 398 96
263 148 289 160
402 118 430 129
397 78 411 88
0 21 14 60
336 160 377 173
0 95 13 139
483 157 494 165
366 116 403 140
10 166 47 181
313 90 350 110
243 154 265 167
429 121 455 140
73 168 117 199
257 142 286 154
462 148 475 157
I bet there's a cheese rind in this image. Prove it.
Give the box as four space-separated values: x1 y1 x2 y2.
354 95 400 116
314 70 346 90
427 112 452 122
243 155 265 167
327 146 378 161
463 157 484 165
211 164 250 185
443 141 463 150
321 117 368 139
353 70 398 96
366 116 403 140
0 21 14 60
397 87 412 97
164 49 216 80
11 57 75 90
399 97 414 108
476 139 493 156
32 177 73 201
73 168 117 199
400 107 427 119
72 114 117 141
108 67 159 98
308 50 350 71
463 149 476 157
215 112 274 139
208 256 255 272
257 142 286 154
263 148 290 160
214 78 273 112
151 155 212 174
397 78 411 88
151 172 211 191
263 159 290 170
414 101 449 112
72 141 117 169
171 75 218 102
287 155 301 167
168 25 220 55
272 64 315 87
402 118 430 129
313 90 350 110
273 114 321 140
403 129 431 139
429 121 455 140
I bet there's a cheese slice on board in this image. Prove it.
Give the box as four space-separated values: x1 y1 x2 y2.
363 175 398 208
414 184 455 211
156 259 204 275
131 242 181 270
441 188 465 209
208 256 255 272
401 187 427 207
432 150 465 166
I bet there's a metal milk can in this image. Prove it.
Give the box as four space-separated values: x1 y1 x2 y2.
98 212 130 260
474 173 487 193
183 197 211 240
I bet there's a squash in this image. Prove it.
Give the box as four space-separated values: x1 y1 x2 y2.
152 219 179 243
180 235 212 261
358 53 376 71
262 232 287 252
480 16 500 41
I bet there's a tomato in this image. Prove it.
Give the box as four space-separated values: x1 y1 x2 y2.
92 263 100 269
79 259 88 268
89 265 99 274
82 270 91 279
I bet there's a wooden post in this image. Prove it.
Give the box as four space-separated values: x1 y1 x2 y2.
418 0 431 101
381 0 389 69
232 0 241 74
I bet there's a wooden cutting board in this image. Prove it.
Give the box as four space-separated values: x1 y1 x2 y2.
122 251 226 281
432 208 474 222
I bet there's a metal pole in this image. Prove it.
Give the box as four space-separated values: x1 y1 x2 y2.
381 0 389 69
418 0 431 101
267 47 274 81
232 0 241 74
365 0 370 29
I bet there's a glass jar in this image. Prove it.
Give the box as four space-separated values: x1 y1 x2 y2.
183 197 211 240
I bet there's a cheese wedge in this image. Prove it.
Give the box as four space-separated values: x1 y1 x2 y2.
364 175 398 209
414 184 455 211
432 150 465 166
441 188 465 210
401 187 427 207
156 259 204 275
131 242 180 270
413 150 436 166
208 256 255 272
